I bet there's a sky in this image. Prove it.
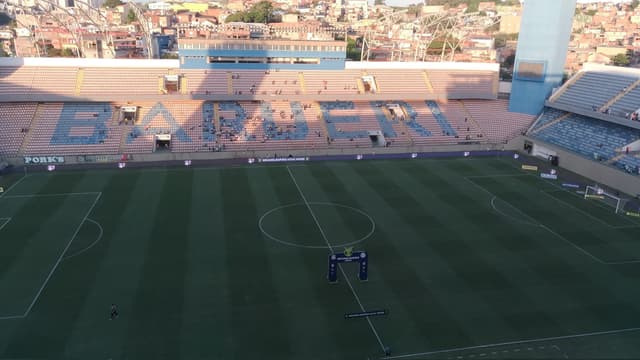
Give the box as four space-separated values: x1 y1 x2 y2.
383 0 631 9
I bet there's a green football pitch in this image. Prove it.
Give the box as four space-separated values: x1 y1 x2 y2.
2 156 640 359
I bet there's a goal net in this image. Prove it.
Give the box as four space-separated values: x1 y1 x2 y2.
584 185 626 213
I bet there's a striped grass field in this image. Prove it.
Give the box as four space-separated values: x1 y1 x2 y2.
1 156 640 359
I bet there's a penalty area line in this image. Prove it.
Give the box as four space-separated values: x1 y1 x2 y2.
22 192 102 317
0 174 28 199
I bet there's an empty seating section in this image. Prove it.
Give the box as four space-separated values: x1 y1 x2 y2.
183 70 228 95
0 103 37 155
427 70 495 98
553 72 636 110
426 101 457 136
462 99 536 142
304 70 362 95
160 101 203 153
438 100 488 142
610 86 640 116
528 107 567 132
532 114 640 161
367 70 428 95
0 66 38 96
122 102 199 153
30 67 77 96
122 103 163 154
232 71 301 96
24 103 121 155
81 68 164 96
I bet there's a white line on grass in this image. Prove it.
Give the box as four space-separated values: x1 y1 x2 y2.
0 174 28 199
0 315 24 320
0 217 11 232
539 225 605 264
538 190 616 229
286 166 387 353
464 176 609 265
382 326 640 359
62 218 104 261
2 191 101 199
22 192 102 317
496 158 640 226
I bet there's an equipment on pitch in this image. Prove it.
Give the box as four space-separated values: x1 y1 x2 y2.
328 248 368 283
584 185 625 213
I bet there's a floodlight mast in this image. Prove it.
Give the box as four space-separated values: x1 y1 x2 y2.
360 9 500 62
126 0 153 59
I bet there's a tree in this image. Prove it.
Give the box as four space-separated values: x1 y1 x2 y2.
126 9 136 24
225 0 275 23
374 0 385 5
612 53 630 67
346 37 360 61
62 48 75 57
632 0 639 10
103 0 123 8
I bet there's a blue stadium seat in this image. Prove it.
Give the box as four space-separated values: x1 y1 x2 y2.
426 101 457 136
532 113 640 163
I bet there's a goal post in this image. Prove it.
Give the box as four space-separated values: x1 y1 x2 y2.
584 185 624 213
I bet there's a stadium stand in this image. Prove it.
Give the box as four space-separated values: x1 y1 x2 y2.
609 85 640 117
81 68 166 96
183 70 229 95
530 113 640 162
23 103 122 155
0 58 542 158
303 69 363 95
427 70 496 98
527 107 568 133
551 71 637 111
462 99 536 142
0 103 37 155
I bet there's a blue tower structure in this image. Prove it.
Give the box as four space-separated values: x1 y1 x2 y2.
509 0 577 115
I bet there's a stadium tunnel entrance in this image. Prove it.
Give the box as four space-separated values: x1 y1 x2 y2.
155 134 171 152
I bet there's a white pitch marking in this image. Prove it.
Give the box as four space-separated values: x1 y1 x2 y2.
1 191 101 199
539 224 606 264
63 218 104 260
539 190 616 229
381 326 640 359
286 166 386 353
464 175 640 266
0 315 24 320
22 192 102 316
0 174 28 199
0 217 11 232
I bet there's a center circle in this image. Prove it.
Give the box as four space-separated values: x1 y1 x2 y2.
258 202 375 249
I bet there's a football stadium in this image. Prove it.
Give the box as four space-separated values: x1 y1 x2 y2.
2 1 640 359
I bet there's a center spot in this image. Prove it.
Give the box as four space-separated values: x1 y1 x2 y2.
259 202 375 249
